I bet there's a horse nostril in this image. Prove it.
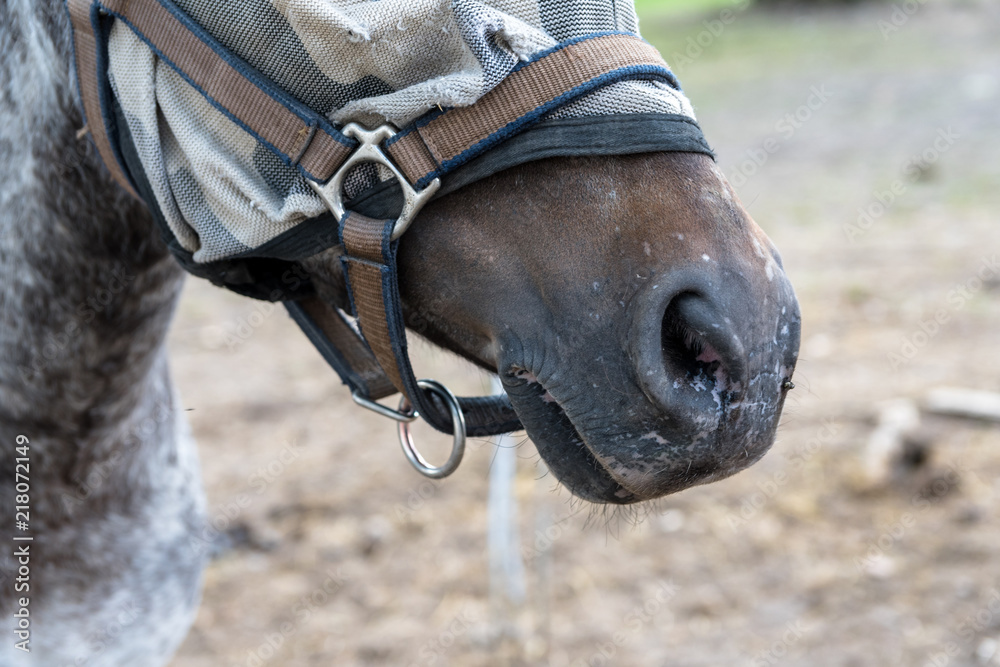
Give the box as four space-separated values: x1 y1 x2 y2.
629 279 751 418
661 293 715 379
658 292 747 394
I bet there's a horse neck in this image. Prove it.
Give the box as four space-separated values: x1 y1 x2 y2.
0 0 185 515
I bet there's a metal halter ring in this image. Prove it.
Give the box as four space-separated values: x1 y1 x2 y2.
397 379 467 479
309 123 441 241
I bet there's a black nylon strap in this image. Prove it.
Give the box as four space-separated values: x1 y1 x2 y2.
285 298 396 400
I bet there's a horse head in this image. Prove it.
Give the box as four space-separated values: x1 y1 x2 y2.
55 0 800 505
304 150 800 503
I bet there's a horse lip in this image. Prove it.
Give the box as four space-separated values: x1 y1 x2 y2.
501 367 641 504
500 355 768 502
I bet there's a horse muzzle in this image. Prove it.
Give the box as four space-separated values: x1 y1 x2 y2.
499 240 801 504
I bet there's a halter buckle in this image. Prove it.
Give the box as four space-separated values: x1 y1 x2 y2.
309 123 441 241
350 390 418 423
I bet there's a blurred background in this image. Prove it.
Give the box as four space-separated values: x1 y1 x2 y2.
167 0 1000 665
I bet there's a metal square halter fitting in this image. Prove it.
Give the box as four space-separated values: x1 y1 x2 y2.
309 123 441 241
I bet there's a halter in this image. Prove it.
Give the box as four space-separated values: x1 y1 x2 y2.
66 0 713 478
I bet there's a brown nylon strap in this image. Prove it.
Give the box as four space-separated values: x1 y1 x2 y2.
95 0 353 176
67 0 139 198
342 214 408 396
299 132 354 181
342 214 388 264
385 131 440 186
385 33 667 185
298 296 397 400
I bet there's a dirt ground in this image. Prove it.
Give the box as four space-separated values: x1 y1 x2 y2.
167 1 1000 665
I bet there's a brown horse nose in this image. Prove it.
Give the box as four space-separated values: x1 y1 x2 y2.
630 278 749 419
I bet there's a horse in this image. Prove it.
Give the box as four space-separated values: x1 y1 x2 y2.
0 0 800 664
